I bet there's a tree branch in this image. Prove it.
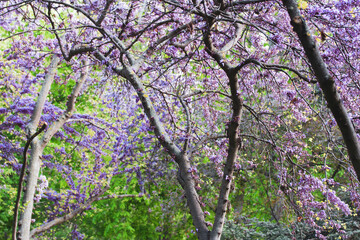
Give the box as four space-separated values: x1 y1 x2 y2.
189 134 227 158
26 56 60 136
18 59 89 239
96 0 114 26
93 51 210 239
226 0 270 8
30 186 110 237
234 58 315 83
133 21 196 71
12 123 47 240
282 0 360 182
41 60 89 146
178 96 192 153
18 56 61 240
202 9 244 240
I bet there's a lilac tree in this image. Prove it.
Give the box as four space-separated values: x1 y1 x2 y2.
1 0 360 239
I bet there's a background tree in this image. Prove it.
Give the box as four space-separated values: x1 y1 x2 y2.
1 0 360 239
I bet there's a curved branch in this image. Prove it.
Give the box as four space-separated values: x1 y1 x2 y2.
12 123 47 240
282 0 360 182
189 134 227 158
226 0 270 7
29 186 140 237
202 8 244 239
234 58 315 83
19 60 89 239
93 51 210 239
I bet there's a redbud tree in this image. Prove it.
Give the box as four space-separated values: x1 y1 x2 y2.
1 0 360 239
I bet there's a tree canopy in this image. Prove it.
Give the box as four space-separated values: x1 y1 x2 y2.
1 0 360 239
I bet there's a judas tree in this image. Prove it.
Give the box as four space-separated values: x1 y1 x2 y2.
1 0 360 239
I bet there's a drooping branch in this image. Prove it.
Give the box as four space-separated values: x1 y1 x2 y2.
133 21 197 71
226 0 269 7
42 0 97 25
93 51 210 239
189 134 227 158
66 118 111 139
93 51 181 156
234 58 315 84
239 134 276 147
97 193 143 201
29 188 142 237
183 90 231 99
282 0 360 182
30 186 109 237
243 104 276 146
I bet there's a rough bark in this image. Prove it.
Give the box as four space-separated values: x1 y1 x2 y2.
282 0 360 182
202 10 244 237
210 70 243 240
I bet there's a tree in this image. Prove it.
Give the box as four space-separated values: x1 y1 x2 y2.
1 0 360 239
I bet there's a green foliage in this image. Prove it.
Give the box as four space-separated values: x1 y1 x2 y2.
81 197 161 240
222 211 360 240
222 217 293 240
0 168 16 239
73 175 195 240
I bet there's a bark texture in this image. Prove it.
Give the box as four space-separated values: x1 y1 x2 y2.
282 0 360 182
203 8 244 238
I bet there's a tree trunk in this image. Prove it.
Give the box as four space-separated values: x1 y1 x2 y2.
282 0 360 182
